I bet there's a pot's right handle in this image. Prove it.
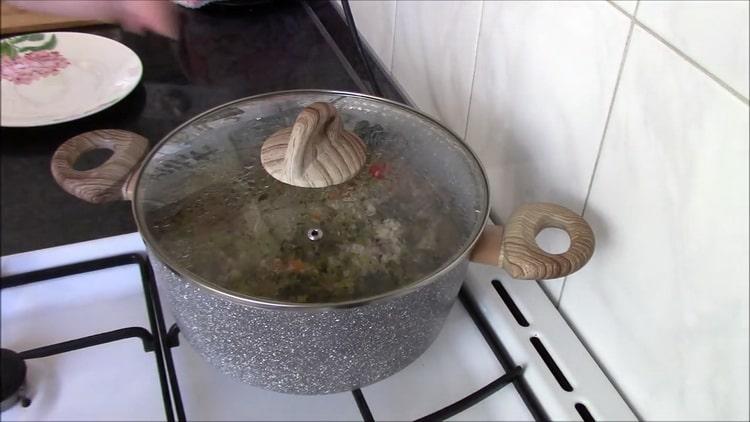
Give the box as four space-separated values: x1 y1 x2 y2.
51 130 149 204
470 203 595 279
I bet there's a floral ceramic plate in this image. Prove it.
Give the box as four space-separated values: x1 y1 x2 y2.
1 32 142 127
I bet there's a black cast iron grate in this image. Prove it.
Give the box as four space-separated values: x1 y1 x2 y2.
0 254 184 422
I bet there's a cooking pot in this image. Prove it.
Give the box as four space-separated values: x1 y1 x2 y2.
50 90 595 394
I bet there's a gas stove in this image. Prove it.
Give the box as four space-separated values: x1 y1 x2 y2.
0 1 637 418
0 232 636 421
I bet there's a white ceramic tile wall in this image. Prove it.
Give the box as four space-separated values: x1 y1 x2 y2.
637 0 750 99
560 26 749 421
391 0 483 137
463 1 630 300
611 0 637 15
345 0 397 71
346 0 750 419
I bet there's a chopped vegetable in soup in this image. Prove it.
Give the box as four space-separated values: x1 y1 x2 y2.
148 121 466 303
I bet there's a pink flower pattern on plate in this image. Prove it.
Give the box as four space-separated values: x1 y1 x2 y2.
2 51 71 85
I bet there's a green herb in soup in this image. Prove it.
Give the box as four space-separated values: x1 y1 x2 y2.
147 121 466 304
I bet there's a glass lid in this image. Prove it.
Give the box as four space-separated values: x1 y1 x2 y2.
134 91 488 306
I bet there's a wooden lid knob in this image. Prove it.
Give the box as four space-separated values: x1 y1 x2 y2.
260 102 367 188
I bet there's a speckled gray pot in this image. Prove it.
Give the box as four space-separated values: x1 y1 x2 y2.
133 92 489 395
150 251 468 394
51 91 488 395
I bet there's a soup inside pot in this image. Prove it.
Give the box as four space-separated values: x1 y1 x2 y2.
137 94 487 305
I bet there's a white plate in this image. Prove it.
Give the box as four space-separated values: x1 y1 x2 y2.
1 32 142 127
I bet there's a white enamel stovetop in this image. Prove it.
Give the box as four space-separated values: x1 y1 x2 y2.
0 233 636 421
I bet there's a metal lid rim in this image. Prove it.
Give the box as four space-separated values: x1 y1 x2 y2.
132 89 491 310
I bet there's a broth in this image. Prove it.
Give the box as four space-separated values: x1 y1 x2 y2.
148 121 466 303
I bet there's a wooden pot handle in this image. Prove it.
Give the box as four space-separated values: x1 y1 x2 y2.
50 129 149 203
260 102 367 188
470 203 595 279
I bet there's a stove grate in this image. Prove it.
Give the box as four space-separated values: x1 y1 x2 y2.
0 254 179 421
2 252 554 421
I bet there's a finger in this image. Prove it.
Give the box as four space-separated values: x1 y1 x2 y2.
120 1 180 40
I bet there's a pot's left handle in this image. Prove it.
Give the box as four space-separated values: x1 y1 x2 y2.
51 130 149 203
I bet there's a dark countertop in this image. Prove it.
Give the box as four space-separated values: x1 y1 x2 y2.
1 0 404 255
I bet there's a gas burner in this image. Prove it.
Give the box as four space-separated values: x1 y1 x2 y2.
1 349 30 412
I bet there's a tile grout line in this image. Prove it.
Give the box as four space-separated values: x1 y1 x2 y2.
389 1 398 72
605 0 630 16
461 1 486 140
377 2 421 108
556 0 640 306
632 18 749 106
555 11 647 419
605 0 749 106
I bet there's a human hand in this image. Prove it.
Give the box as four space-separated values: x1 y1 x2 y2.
5 0 179 39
